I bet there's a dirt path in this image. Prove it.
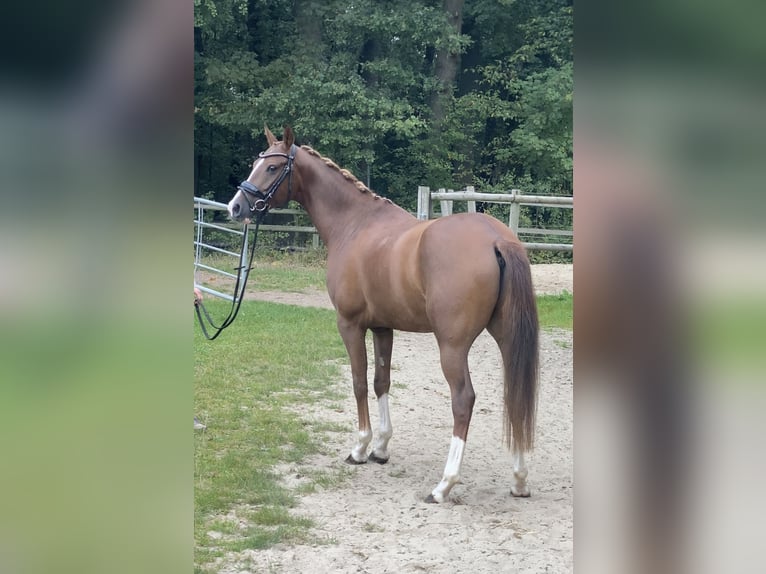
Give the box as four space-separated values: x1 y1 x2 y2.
215 264 572 573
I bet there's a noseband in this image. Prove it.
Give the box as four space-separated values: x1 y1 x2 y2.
237 144 298 213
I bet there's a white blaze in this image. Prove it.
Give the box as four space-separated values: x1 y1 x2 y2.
248 158 265 178
227 196 238 218
227 158 264 218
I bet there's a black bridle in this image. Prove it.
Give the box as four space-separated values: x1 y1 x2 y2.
237 144 298 213
194 144 298 340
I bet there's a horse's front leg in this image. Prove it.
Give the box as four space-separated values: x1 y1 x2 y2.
338 320 371 464
370 328 394 464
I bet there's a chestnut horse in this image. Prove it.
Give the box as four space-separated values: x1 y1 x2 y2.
227 126 539 503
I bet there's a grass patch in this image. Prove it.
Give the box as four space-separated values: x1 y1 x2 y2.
197 253 326 293
310 420 349 434
195 300 347 570
248 260 326 292
294 467 352 495
536 291 573 330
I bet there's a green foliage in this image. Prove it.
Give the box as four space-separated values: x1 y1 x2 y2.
194 0 573 215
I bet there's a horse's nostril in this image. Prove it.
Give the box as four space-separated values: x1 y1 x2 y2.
232 202 240 216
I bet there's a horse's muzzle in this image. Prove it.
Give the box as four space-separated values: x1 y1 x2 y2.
227 195 244 220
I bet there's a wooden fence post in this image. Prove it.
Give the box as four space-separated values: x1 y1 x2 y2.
509 189 520 233
417 186 431 220
439 188 453 217
465 185 476 213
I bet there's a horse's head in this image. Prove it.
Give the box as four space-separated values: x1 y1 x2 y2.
227 125 298 222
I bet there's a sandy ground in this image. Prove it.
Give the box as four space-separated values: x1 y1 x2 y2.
212 264 572 574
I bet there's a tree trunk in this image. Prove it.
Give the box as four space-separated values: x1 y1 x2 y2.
430 0 464 133
360 38 381 89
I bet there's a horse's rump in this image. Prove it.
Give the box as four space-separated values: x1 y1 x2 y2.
416 214 515 333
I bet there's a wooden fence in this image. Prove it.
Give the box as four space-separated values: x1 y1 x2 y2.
195 184 573 269
417 186 573 252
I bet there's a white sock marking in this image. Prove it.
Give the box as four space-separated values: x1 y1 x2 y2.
511 449 530 496
430 436 466 502
350 427 372 462
372 394 393 459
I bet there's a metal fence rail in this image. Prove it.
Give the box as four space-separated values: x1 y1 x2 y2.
194 197 323 299
194 197 247 300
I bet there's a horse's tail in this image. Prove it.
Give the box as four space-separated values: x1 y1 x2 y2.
491 240 539 453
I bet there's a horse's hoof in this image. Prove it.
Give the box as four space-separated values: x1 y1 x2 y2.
345 454 367 465
424 494 439 504
510 486 531 498
368 452 389 465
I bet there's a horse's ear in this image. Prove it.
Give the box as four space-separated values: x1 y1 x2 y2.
283 125 294 148
264 124 277 146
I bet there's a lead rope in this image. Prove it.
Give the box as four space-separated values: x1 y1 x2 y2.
194 209 266 340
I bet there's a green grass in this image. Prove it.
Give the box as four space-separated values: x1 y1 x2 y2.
536 291 573 330
194 300 347 570
197 253 326 293
293 467 352 495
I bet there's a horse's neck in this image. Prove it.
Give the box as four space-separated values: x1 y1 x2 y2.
298 159 408 249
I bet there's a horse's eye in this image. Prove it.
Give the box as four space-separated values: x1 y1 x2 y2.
267 165 277 172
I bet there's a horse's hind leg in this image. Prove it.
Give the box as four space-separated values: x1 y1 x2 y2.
338 320 372 464
488 328 533 498
510 449 530 497
369 328 394 464
426 343 475 503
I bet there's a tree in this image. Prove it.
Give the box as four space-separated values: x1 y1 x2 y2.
194 0 573 215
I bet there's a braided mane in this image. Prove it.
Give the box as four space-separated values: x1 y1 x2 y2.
300 145 392 203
